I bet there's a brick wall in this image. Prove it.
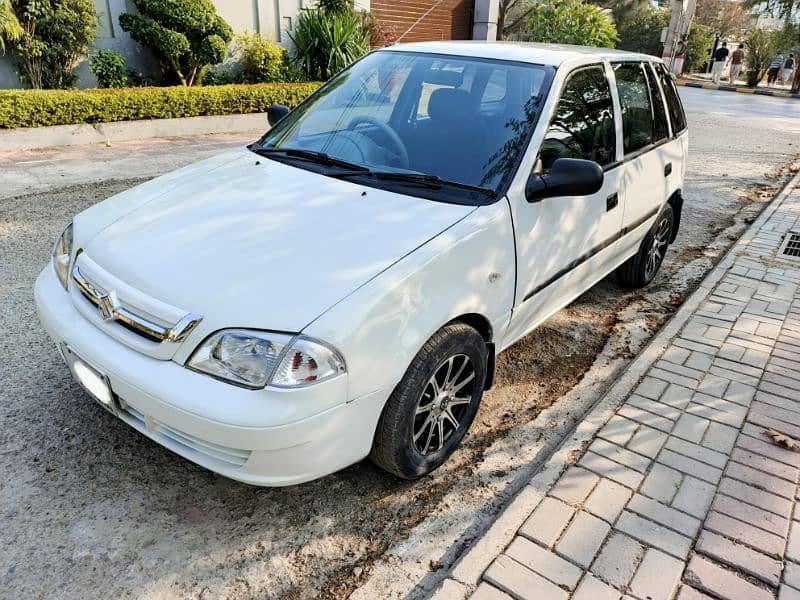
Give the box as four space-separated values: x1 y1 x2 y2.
371 0 473 43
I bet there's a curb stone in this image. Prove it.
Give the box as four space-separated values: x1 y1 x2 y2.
676 78 800 99
0 112 269 152
427 167 800 598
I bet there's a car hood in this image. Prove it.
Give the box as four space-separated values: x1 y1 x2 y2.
81 148 475 333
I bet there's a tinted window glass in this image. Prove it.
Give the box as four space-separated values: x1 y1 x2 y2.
539 66 616 173
646 64 669 142
482 68 507 104
614 63 654 154
257 51 552 202
656 63 687 134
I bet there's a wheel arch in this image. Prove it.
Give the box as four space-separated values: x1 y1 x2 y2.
446 313 496 390
447 312 493 343
667 189 682 243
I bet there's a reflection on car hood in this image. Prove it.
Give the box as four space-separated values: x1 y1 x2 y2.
81 148 475 332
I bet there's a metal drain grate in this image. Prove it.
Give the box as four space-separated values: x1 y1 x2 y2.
781 232 800 258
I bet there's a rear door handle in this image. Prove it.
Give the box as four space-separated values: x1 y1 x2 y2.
664 162 673 177
606 192 618 211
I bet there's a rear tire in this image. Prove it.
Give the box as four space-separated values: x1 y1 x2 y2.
369 323 487 480
617 204 674 289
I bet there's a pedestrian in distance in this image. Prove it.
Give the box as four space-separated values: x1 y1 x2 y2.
729 43 745 84
768 53 784 86
782 54 795 86
711 41 729 85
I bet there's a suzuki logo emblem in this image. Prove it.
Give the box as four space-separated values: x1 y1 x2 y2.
97 291 119 321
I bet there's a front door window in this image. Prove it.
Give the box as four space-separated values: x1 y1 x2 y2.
539 65 617 173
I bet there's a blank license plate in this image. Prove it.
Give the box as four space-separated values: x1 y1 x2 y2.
62 345 116 414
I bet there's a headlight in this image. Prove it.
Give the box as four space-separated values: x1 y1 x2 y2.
52 222 73 289
187 329 346 389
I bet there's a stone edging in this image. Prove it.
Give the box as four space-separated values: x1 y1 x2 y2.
676 78 800 99
0 112 268 152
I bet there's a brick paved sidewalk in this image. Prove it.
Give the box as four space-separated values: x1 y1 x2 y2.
433 179 800 600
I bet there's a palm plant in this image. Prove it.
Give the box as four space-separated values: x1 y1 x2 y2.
289 7 369 80
0 0 22 54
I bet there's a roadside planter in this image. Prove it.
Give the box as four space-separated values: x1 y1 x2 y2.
35 42 688 486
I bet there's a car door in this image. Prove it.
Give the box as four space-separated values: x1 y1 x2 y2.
503 63 625 346
612 61 672 258
653 61 689 202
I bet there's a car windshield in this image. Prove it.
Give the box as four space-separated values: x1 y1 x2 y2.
253 50 553 204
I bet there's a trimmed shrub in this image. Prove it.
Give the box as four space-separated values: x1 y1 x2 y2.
236 32 287 83
90 49 128 88
119 0 233 86
0 82 320 128
512 0 618 48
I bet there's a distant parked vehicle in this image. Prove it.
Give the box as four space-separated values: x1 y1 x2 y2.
36 42 688 486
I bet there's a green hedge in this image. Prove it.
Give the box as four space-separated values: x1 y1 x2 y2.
0 82 321 129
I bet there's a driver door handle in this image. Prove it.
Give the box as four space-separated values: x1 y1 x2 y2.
664 162 673 177
606 192 618 211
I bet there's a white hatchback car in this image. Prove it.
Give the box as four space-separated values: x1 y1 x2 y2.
35 42 687 486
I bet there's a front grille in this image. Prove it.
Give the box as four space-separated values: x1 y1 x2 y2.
76 286 162 342
71 262 202 344
781 232 800 258
120 404 251 468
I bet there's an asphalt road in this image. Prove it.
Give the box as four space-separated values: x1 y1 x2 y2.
1 87 799 600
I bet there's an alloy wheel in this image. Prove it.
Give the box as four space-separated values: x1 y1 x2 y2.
412 354 476 455
645 216 671 280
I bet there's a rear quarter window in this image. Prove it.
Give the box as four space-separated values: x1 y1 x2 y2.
656 63 687 135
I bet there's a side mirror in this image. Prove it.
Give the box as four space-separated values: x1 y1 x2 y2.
525 158 604 203
267 103 290 126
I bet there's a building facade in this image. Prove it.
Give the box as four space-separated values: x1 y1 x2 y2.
0 0 499 89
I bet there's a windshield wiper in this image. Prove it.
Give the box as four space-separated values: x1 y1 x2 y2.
334 170 496 197
250 146 370 172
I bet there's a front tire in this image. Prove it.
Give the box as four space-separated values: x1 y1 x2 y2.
617 204 674 289
370 323 488 480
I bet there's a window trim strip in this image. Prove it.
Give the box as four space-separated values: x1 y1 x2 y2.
521 206 661 302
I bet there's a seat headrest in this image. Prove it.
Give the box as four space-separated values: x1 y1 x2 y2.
428 88 475 122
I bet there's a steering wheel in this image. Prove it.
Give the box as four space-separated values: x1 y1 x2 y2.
346 115 410 169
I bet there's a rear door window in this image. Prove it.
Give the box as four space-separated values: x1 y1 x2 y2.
613 63 654 155
539 65 617 173
645 63 669 142
655 63 687 135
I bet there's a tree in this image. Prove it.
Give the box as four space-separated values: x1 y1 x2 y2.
497 0 534 39
684 22 716 72
694 0 747 40
743 26 787 86
119 0 233 86
0 0 22 53
512 0 619 48
616 5 670 56
742 0 797 25
9 0 97 88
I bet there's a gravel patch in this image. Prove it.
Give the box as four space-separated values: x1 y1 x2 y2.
1 91 799 599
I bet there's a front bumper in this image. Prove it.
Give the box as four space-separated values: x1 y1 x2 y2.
34 266 386 486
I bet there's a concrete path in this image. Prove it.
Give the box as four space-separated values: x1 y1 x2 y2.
432 176 800 600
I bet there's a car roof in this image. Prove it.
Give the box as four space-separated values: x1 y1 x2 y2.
380 41 659 68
